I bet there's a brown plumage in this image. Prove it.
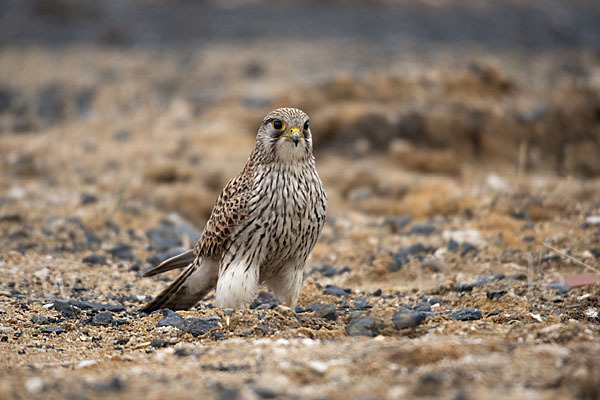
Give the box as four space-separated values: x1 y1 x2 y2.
140 108 327 312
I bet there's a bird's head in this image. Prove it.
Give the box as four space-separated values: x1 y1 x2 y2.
256 108 313 163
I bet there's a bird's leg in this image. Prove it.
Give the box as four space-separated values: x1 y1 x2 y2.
215 259 259 309
265 259 304 309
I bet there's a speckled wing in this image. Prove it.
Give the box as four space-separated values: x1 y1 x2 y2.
195 169 254 259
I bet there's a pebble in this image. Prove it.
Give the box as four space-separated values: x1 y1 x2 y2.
0 87 13 113
323 285 351 297
146 219 202 252
442 229 484 245
346 317 384 337
156 309 186 329
486 290 507 300
80 193 98 205
41 327 66 334
31 316 49 325
92 311 114 326
549 281 570 293
311 264 351 277
313 304 337 321
450 308 482 321
183 316 221 336
0 326 14 333
250 291 278 310
585 216 600 225
82 254 108 265
383 215 412 233
37 84 66 124
447 239 459 252
409 223 436 236
46 297 125 312
75 88 95 118
108 244 135 261
460 242 478 257
392 311 431 330
150 337 169 348
53 300 80 317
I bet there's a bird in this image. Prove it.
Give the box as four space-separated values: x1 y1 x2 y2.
140 108 327 313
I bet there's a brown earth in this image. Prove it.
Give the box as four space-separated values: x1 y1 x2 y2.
2 1 600 399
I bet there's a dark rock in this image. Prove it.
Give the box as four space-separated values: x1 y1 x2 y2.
75 88 95 118
410 223 436 236
413 302 431 312
352 297 369 310
314 304 337 321
92 311 114 326
41 327 66 334
391 243 434 271
486 290 507 300
108 244 134 261
311 264 350 277
460 242 478 257
487 309 504 317
94 377 125 392
451 308 482 321
13 117 33 133
346 317 384 337
447 239 459 252
150 337 169 348
183 317 220 337
0 214 22 223
31 316 50 325
37 84 66 124
371 288 382 296
392 311 431 329
82 254 108 265
522 236 536 243
590 249 600 258
0 87 13 113
541 254 561 262
323 285 351 297
549 281 570 293
383 215 412 233
455 282 475 292
511 210 527 220
254 325 269 335
53 300 80 317
80 193 98 205
250 291 278 310
156 309 185 329
113 129 131 142
253 386 277 399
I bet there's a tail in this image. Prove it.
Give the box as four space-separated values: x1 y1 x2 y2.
140 256 218 313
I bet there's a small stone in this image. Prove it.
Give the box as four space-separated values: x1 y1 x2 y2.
92 311 114 326
346 317 384 337
486 290 507 300
450 308 482 321
75 88 95 118
37 84 66 124
31 316 49 325
549 281 571 293
108 244 135 261
371 288 382 296
150 337 169 348
41 327 66 334
156 310 185 329
323 284 351 297
383 215 412 233
94 376 125 392
112 129 131 142
0 326 14 333
313 304 337 321
460 242 478 257
250 291 278 310
392 311 430 330
82 254 108 265
410 223 436 236
447 239 459 252
253 387 277 399
80 193 98 205
53 300 80 317
522 236 536 243
183 316 220 337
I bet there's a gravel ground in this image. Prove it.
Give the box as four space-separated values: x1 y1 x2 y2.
2 1 600 399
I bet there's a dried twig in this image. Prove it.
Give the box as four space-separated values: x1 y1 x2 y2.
541 243 600 275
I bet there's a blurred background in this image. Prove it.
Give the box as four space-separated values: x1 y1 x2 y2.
1 0 600 225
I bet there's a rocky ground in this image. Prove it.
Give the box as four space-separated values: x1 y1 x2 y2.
2 1 600 399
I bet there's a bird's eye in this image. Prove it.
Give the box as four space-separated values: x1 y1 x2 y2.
303 120 310 130
273 120 284 130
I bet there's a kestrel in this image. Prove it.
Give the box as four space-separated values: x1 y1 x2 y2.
141 108 327 312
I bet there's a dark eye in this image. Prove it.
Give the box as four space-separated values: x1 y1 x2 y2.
273 120 283 130
303 120 310 130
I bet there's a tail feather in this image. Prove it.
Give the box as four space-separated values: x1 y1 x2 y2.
140 258 218 313
143 249 196 277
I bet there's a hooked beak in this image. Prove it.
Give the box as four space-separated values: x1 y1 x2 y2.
282 127 302 146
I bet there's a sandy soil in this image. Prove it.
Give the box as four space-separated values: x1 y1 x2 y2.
2 1 600 399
